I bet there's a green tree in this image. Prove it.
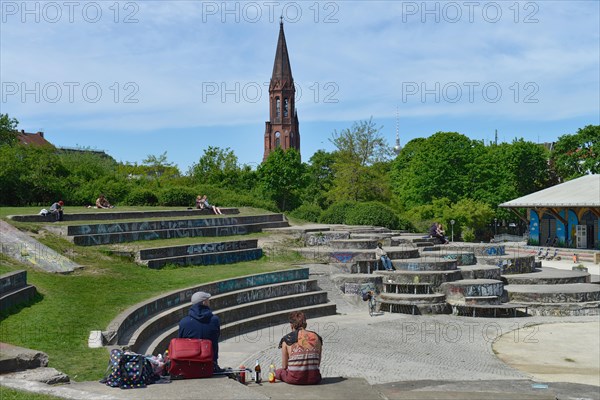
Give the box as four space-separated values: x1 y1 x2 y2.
257 148 305 211
0 113 19 146
302 150 336 208
189 146 240 187
142 152 180 185
392 132 476 208
328 118 393 202
551 125 600 181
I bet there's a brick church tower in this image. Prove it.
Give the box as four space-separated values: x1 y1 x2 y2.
263 20 300 161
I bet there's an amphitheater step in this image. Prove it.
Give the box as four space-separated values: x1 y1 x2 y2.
502 268 589 285
451 303 530 318
393 257 458 271
122 278 322 351
459 265 502 280
67 214 286 236
476 255 536 274
423 244 507 256
329 239 378 249
420 251 477 266
142 302 337 356
138 239 258 261
383 282 433 295
374 270 463 287
378 293 449 315
73 220 288 246
440 279 504 300
147 248 264 269
0 270 37 314
504 283 600 303
9 208 240 223
326 248 420 264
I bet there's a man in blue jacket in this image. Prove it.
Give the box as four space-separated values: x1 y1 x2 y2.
178 291 223 372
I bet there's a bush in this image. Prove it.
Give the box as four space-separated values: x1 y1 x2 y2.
288 203 322 222
319 201 357 224
159 186 197 206
125 188 159 206
462 227 475 242
345 202 400 230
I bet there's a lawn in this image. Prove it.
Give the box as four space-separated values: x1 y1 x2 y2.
0 208 302 382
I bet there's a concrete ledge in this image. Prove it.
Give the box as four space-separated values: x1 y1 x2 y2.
0 285 37 314
105 268 310 347
0 343 48 373
440 279 504 300
73 221 289 246
503 268 589 285
459 265 502 280
128 280 320 352
9 208 240 222
149 302 337 356
139 239 258 261
374 270 463 287
505 283 600 303
393 258 458 271
147 248 263 269
68 214 283 236
0 270 28 295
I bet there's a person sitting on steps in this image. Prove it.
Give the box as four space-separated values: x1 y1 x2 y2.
49 200 64 221
375 242 394 270
429 222 449 244
95 194 114 209
200 195 222 215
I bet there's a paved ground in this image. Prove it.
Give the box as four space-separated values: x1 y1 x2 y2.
1 259 599 399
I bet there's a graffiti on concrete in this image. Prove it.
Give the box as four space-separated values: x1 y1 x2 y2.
331 252 354 263
305 231 349 246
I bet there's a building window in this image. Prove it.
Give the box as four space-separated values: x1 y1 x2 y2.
276 97 280 118
284 98 289 117
275 131 281 148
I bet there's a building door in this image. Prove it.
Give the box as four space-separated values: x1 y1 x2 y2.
576 225 587 249
586 224 595 249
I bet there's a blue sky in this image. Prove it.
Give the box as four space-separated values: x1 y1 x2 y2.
1 1 599 172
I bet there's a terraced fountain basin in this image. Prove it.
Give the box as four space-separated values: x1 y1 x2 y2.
423 244 506 256
477 255 535 274
378 293 450 315
329 239 378 249
420 252 477 266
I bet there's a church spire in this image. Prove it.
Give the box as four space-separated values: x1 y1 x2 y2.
271 20 293 82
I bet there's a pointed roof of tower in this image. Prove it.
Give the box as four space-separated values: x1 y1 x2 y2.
271 20 293 82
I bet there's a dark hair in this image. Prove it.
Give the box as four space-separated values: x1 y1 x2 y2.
288 311 307 330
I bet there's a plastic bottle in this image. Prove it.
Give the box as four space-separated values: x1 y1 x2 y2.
254 359 262 383
239 365 246 384
268 364 276 383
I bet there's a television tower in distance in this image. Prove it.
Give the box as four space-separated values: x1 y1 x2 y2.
393 106 402 155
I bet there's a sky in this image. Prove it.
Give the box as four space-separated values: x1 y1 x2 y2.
1 1 599 172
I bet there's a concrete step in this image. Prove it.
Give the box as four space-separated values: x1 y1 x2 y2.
0 285 37 314
440 279 505 300
104 268 310 348
393 257 458 271
138 239 258 261
420 250 477 266
146 248 264 269
501 301 600 316
142 302 337 356
374 270 463 287
505 283 600 303
68 214 285 236
329 239 378 249
503 268 589 285
378 293 449 315
464 296 501 305
459 265 502 280
9 208 240 223
379 292 446 304
423 244 507 256
0 270 28 295
383 282 433 295
0 343 48 373
476 255 536 274
129 284 326 353
325 248 420 264
451 303 530 318
73 221 289 246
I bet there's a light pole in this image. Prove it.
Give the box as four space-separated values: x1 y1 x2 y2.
494 218 497 237
450 220 455 242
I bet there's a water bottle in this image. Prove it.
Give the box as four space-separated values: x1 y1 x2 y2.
254 359 262 383
268 364 276 383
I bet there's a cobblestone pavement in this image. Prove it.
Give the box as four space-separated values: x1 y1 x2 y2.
220 263 600 386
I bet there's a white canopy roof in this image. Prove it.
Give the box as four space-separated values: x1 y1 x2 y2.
499 174 600 208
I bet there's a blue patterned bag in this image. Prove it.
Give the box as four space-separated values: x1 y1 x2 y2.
102 349 156 389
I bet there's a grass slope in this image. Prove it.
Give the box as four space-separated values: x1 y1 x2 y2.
0 208 300 382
